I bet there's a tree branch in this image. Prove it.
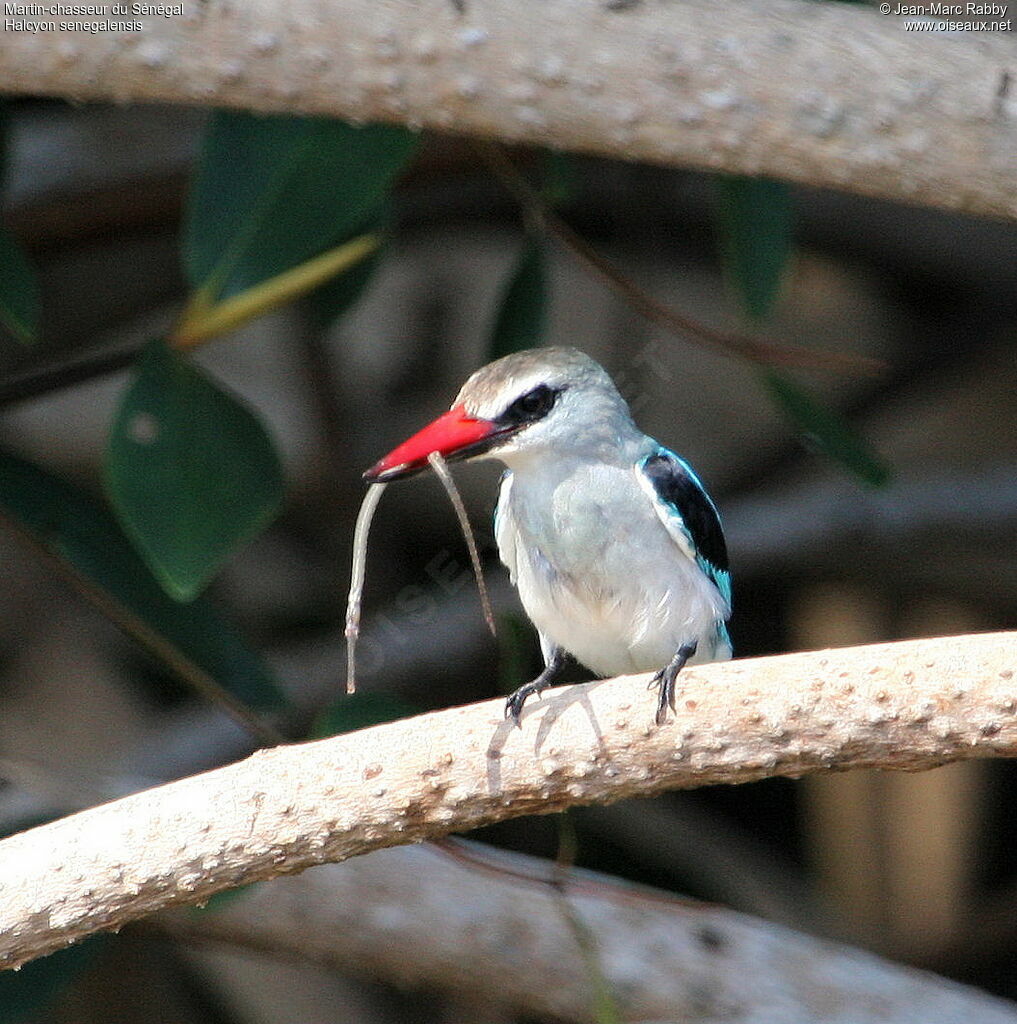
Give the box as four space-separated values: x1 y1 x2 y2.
1 0 1014 220
159 842 1017 1023
2 631 1016 970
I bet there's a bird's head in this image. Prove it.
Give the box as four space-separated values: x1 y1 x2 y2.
364 347 638 482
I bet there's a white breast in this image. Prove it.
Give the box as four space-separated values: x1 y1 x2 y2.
495 462 730 677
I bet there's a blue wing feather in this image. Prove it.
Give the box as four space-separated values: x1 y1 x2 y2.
638 447 731 609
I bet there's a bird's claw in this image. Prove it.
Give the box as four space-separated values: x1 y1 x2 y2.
505 681 548 727
504 649 566 728
651 640 698 726
650 668 676 726
504 689 532 728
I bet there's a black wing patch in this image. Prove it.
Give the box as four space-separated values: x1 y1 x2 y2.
641 452 729 574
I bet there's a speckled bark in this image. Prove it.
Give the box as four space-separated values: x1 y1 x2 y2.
1 0 1015 219
1 631 1016 970
167 844 1017 1024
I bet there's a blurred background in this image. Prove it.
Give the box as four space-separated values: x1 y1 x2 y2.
1 97 1016 1021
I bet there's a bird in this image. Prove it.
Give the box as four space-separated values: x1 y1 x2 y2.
363 346 731 726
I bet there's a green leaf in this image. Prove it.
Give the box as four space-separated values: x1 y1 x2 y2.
715 176 793 322
0 452 284 709
497 612 532 695
489 240 548 361
0 100 9 180
306 210 391 329
310 692 417 739
306 241 381 328
105 338 284 602
0 938 106 1022
0 227 39 345
0 105 40 346
184 112 417 302
764 370 891 488
540 149 577 208
716 179 885 486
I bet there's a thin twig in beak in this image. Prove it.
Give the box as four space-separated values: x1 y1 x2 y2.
428 451 497 638
344 481 387 695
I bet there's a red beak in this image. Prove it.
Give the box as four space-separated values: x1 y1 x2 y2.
364 405 511 482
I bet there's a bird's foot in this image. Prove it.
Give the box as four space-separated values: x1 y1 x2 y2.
505 678 550 727
505 648 567 727
650 640 698 726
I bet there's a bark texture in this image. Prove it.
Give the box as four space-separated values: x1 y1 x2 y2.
167 842 1017 1024
1 0 1015 219
1 631 1016 970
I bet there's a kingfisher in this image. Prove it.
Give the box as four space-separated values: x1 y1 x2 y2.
364 347 732 726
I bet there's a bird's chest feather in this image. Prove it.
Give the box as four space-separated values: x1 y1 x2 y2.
496 463 728 675
504 466 643 588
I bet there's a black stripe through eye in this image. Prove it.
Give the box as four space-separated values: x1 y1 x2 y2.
501 384 560 425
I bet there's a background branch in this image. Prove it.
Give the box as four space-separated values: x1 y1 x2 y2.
158 841 1017 1024
0 0 1014 220
2 631 1016 970
478 141 889 376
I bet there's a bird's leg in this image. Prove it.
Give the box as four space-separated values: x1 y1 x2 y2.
651 640 698 726
505 646 567 726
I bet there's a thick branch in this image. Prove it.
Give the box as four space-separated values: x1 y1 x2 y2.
164 843 1017 1024
1 0 1015 219
2 631 1016 970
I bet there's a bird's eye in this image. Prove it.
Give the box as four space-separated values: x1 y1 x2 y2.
506 384 557 423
